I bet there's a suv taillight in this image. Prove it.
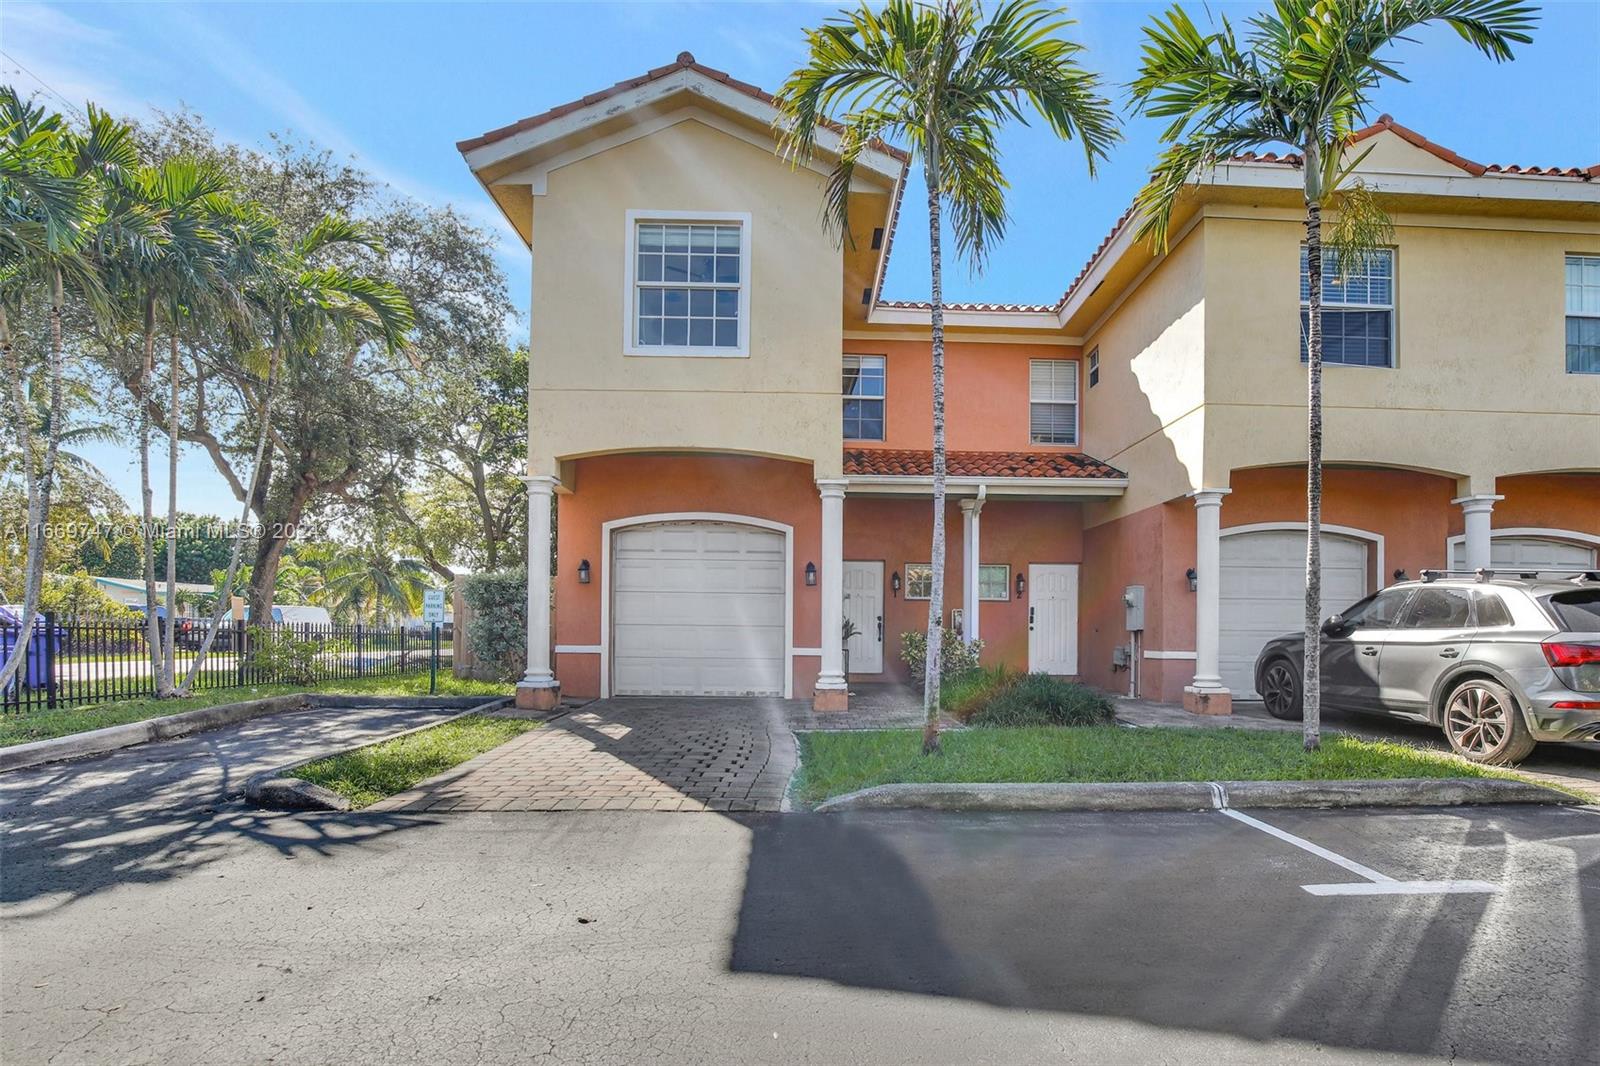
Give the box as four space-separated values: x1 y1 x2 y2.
1542 641 1600 668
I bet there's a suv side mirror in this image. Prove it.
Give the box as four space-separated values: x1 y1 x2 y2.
1321 614 1346 636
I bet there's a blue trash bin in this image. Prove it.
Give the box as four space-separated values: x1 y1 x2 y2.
0 606 66 690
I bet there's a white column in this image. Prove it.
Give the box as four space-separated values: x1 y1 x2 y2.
520 475 558 692
959 496 985 645
1187 488 1231 698
816 479 848 693
1452 493 1503 571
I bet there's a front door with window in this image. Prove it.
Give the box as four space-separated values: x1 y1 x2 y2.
842 561 884 675
1027 564 1079 674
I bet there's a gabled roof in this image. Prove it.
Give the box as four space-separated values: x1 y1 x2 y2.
456 51 909 163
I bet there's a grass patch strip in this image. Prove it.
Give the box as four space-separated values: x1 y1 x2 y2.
295 714 539 809
0 672 514 747
793 726 1526 808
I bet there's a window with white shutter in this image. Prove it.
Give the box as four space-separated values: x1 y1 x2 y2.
1029 359 1078 445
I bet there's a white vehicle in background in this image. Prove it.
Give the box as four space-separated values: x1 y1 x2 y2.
243 604 334 627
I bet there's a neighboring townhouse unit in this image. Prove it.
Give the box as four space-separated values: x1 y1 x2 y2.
458 53 1600 713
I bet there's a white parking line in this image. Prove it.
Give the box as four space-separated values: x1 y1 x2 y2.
1209 783 1498 897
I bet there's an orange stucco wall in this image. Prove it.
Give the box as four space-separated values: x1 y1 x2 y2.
845 339 1085 453
552 453 823 699
842 497 1085 682
1456 473 1600 542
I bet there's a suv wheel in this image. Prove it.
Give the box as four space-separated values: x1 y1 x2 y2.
1260 658 1303 720
1442 678 1536 766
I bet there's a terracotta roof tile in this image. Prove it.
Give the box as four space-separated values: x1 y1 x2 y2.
844 448 1125 480
457 51 909 162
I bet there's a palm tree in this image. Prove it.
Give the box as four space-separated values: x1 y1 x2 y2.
777 0 1118 752
0 90 136 692
177 214 412 693
1129 0 1537 750
315 544 431 626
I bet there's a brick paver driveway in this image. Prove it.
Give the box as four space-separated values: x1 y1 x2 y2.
371 698 802 813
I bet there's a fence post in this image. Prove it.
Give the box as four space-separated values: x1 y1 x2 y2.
236 620 248 686
43 611 58 711
355 623 364 678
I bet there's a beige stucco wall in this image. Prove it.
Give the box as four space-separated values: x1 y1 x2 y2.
525 118 844 479
1080 226 1209 519
1200 210 1600 491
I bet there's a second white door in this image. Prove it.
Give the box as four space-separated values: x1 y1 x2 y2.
842 561 884 675
1027 564 1079 675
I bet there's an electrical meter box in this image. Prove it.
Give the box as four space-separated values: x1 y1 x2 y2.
1123 585 1146 632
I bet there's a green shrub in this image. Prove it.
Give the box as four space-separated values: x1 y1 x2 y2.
248 625 325 686
900 626 983 685
461 568 527 681
963 673 1114 728
940 665 1013 721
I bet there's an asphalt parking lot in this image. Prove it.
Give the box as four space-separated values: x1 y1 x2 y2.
4 800 1597 1065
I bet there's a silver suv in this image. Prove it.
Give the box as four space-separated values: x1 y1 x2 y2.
1253 571 1600 765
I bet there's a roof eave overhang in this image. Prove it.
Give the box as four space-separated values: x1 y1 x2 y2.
459 67 903 183
843 475 1128 498
865 306 1067 331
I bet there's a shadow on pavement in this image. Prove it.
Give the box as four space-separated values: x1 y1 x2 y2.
728 807 1600 1063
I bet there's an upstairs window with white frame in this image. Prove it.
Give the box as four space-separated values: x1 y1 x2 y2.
1566 254 1600 374
627 214 750 356
1028 359 1079 446
843 355 886 440
1300 246 1394 367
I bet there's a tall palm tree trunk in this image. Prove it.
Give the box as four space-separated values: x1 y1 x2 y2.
179 335 281 693
137 297 170 697
922 146 947 756
163 328 181 691
1302 196 1324 752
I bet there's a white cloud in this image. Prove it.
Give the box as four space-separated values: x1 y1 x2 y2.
0 3 151 120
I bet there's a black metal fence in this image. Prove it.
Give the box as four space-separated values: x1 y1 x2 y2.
0 615 451 715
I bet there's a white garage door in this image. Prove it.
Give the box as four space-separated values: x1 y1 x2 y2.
1220 530 1369 699
1450 536 1596 574
611 522 786 697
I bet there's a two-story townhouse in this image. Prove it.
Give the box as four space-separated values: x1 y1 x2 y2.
458 53 1600 714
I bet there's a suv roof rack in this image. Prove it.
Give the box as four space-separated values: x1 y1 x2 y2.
1418 569 1497 583
1418 568 1600 584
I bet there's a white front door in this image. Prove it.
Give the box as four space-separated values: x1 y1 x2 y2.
1027 564 1079 674
842 561 884 675
611 522 786 696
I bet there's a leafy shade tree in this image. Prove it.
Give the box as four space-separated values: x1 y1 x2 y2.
1129 0 1537 750
777 0 1118 752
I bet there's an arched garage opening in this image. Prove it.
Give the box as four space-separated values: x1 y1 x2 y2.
1218 523 1383 699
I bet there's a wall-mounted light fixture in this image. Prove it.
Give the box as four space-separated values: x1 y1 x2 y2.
1015 572 1026 598
804 562 817 587
1185 567 1198 592
1393 568 1407 582
577 559 591 585
890 571 901 597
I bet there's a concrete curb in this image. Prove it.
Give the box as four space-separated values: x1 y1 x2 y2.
243 697 513 812
0 692 506 774
813 776 1574 813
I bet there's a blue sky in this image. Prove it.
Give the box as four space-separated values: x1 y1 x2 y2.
5 0 1597 517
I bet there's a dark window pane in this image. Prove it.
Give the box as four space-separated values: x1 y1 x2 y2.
1399 589 1472 629
689 255 715 283
663 318 688 346
662 288 688 315
689 319 713 347
1548 590 1600 632
664 254 688 282
663 224 690 252
858 414 884 440
1473 593 1513 628
714 320 738 347
690 226 716 253
639 288 663 316
1301 309 1392 366
689 289 713 317
1568 316 1600 374
637 255 662 282
638 318 663 345
714 255 740 284
715 289 738 317
637 224 663 253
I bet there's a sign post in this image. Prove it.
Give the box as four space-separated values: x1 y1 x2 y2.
423 589 446 695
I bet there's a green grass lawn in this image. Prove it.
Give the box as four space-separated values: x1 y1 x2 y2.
0 672 513 747
295 714 540 809
793 726 1520 807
